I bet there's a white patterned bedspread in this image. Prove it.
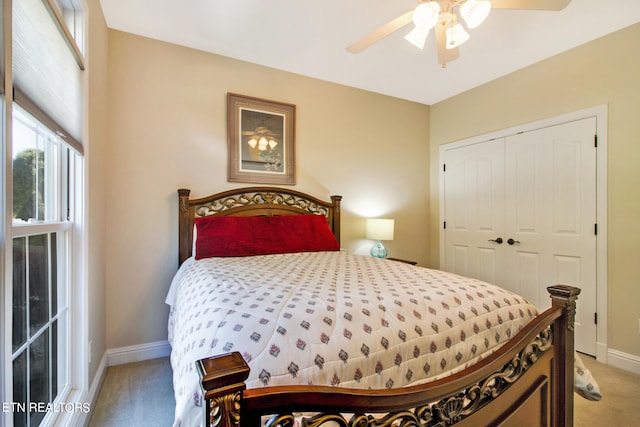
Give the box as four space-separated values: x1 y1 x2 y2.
166 251 538 427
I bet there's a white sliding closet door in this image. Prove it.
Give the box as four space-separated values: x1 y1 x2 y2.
442 118 597 355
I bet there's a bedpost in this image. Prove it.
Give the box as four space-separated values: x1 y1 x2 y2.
547 285 580 427
197 352 250 427
178 189 193 266
331 195 342 245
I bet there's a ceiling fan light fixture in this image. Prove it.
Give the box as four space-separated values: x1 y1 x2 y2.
404 25 431 49
413 1 440 28
258 136 269 151
460 0 492 29
347 0 574 66
445 23 470 49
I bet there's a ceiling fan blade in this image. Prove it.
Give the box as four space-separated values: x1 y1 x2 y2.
347 10 414 53
434 18 459 67
490 0 571 10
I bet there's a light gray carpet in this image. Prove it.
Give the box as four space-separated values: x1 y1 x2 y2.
87 357 175 427
575 354 640 426
87 355 638 426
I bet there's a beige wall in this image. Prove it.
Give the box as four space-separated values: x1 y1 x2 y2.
429 24 640 358
104 30 430 349
101 14 639 365
86 0 109 383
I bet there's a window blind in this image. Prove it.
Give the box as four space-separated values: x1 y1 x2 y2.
13 0 83 154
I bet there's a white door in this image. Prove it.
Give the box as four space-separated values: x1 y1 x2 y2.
503 118 597 356
442 118 597 355
443 138 505 286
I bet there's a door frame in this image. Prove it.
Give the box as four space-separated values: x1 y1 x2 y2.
438 104 608 362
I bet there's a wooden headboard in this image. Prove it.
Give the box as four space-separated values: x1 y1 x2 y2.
178 187 342 265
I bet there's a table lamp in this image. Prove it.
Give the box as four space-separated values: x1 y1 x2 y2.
366 218 394 258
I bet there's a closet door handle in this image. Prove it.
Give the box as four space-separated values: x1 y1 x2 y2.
507 238 520 245
488 238 503 244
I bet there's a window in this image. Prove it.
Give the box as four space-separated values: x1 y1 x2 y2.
3 0 85 423
12 110 66 223
52 0 85 55
11 109 77 427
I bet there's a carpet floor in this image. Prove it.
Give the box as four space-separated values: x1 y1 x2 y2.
87 357 175 427
574 354 640 426
87 354 639 426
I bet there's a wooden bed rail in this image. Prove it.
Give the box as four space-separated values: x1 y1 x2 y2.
197 285 580 427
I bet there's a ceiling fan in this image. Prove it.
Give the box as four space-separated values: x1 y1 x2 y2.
347 0 572 67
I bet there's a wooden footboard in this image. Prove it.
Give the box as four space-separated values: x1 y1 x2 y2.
197 285 579 427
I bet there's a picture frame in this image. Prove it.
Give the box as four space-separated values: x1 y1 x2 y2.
227 93 296 185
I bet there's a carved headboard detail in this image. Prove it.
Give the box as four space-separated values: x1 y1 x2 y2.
177 187 342 265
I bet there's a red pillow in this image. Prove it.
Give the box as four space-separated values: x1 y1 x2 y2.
194 214 339 259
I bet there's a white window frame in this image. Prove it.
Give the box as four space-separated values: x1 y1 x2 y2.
2 0 87 425
6 110 86 427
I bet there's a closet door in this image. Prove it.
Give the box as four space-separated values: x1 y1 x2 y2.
504 117 597 356
443 138 505 285
442 118 597 355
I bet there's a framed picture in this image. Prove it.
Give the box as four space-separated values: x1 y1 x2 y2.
227 93 296 185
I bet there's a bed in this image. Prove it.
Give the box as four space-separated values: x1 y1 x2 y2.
169 187 581 427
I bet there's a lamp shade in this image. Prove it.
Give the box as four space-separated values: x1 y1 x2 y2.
404 25 431 49
413 1 440 29
366 218 395 241
460 0 491 29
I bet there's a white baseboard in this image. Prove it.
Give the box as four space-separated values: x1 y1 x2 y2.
607 348 640 374
87 352 108 407
64 353 107 427
106 340 171 366
595 341 608 363
73 344 166 426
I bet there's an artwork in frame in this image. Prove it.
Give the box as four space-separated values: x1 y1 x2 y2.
227 93 296 185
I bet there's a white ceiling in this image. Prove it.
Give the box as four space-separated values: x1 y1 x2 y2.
99 0 640 105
